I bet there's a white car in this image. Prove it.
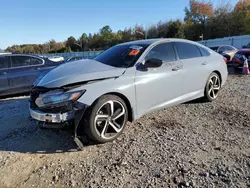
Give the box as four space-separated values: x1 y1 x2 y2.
48 56 64 62
30 38 228 143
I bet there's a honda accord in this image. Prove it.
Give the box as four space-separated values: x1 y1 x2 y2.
29 39 228 143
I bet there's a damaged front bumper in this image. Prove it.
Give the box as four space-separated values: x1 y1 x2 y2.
29 86 89 148
29 107 74 123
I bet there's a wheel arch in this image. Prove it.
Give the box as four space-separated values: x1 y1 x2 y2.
104 92 134 122
212 70 222 83
75 91 134 140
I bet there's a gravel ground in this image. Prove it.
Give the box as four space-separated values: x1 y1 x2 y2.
0 74 250 188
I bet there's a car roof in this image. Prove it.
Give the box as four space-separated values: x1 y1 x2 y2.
209 45 234 48
209 45 220 48
0 53 45 59
119 38 204 46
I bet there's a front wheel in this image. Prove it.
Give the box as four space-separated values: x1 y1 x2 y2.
82 95 128 143
204 72 221 102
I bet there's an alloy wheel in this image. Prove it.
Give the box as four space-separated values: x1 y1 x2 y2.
94 100 126 140
208 75 220 99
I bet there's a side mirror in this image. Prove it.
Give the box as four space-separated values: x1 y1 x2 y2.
144 58 163 68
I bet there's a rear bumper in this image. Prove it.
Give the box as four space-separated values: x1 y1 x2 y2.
29 107 74 123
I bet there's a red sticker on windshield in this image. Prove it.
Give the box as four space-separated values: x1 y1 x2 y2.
129 49 140 56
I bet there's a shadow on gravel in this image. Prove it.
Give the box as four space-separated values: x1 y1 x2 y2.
184 98 208 104
0 123 81 154
0 96 82 154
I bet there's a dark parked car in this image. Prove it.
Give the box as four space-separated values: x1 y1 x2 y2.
232 49 250 67
0 54 63 96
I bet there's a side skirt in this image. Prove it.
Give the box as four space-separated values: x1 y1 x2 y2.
135 89 204 120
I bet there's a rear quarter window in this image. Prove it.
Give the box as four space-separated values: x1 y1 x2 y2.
198 46 211 56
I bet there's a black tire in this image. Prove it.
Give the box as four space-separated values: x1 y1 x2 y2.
204 72 221 102
82 94 128 143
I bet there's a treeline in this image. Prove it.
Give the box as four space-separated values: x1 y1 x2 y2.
6 0 250 54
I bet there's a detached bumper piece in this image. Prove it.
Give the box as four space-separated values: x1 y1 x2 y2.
29 108 74 123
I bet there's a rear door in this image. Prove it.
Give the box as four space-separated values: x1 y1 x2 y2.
8 55 45 91
174 42 209 95
0 56 10 94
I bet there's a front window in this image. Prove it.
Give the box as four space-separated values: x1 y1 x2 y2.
94 44 149 68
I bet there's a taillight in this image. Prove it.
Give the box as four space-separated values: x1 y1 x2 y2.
223 57 227 63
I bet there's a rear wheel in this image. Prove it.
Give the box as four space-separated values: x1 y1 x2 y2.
204 72 221 102
83 95 128 143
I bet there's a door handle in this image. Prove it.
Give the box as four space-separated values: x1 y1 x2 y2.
202 62 208 65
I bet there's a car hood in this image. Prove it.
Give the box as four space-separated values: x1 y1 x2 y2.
37 59 126 88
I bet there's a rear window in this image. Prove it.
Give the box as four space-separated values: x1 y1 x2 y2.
226 46 236 51
175 42 202 59
10 56 43 68
94 44 149 68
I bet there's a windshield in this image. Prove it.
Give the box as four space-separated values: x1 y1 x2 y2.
94 44 149 68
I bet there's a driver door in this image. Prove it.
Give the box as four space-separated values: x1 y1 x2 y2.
135 42 183 116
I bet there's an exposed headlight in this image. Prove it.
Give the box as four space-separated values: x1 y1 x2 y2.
35 90 85 107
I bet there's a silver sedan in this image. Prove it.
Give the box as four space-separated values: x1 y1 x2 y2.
29 38 228 143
